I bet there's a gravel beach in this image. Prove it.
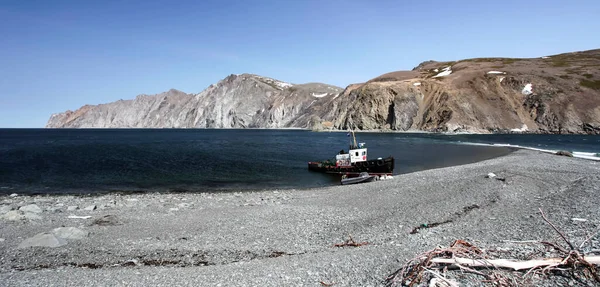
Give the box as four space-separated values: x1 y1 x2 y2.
1 149 599 286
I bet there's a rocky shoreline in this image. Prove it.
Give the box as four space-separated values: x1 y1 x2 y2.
1 150 599 286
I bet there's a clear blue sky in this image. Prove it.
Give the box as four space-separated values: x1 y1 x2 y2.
1 0 599 127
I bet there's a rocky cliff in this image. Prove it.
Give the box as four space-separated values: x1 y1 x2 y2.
47 49 600 134
319 49 600 134
46 74 343 129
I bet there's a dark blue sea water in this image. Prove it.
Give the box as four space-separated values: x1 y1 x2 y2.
1 129 598 195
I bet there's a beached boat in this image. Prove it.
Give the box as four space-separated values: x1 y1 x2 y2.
307 129 394 176
340 172 377 185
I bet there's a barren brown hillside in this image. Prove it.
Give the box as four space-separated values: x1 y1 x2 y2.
323 49 600 134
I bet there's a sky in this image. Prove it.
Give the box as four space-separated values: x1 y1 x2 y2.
1 0 599 127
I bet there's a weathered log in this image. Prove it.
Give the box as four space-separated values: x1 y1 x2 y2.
431 256 600 270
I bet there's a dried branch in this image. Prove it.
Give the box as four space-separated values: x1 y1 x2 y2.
580 229 600 250
538 208 574 250
424 269 459 287
333 235 368 248
540 241 569 254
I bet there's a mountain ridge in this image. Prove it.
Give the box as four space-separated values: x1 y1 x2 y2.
46 74 343 129
46 49 600 134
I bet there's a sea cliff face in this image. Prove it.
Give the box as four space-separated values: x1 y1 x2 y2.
46 49 600 134
46 74 343 129
318 49 600 134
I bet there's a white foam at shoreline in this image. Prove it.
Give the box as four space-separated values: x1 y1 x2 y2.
458 142 600 161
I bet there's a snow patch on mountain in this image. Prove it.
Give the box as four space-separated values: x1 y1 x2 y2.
311 92 328 98
432 66 452 78
522 83 533 95
254 75 294 90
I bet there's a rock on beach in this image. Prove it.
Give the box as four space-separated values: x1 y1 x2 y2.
17 233 67 249
51 227 89 240
1 210 25 221
19 204 42 214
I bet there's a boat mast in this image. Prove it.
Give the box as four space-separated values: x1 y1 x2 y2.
350 122 358 149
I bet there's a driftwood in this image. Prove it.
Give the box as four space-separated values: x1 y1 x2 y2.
425 269 459 287
431 256 600 270
385 209 600 286
385 240 489 286
386 241 600 286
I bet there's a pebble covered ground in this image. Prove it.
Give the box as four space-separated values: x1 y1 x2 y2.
1 150 599 286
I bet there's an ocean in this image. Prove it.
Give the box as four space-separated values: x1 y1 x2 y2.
1 129 598 195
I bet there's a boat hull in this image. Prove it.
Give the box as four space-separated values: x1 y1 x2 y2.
340 172 377 185
308 156 394 176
